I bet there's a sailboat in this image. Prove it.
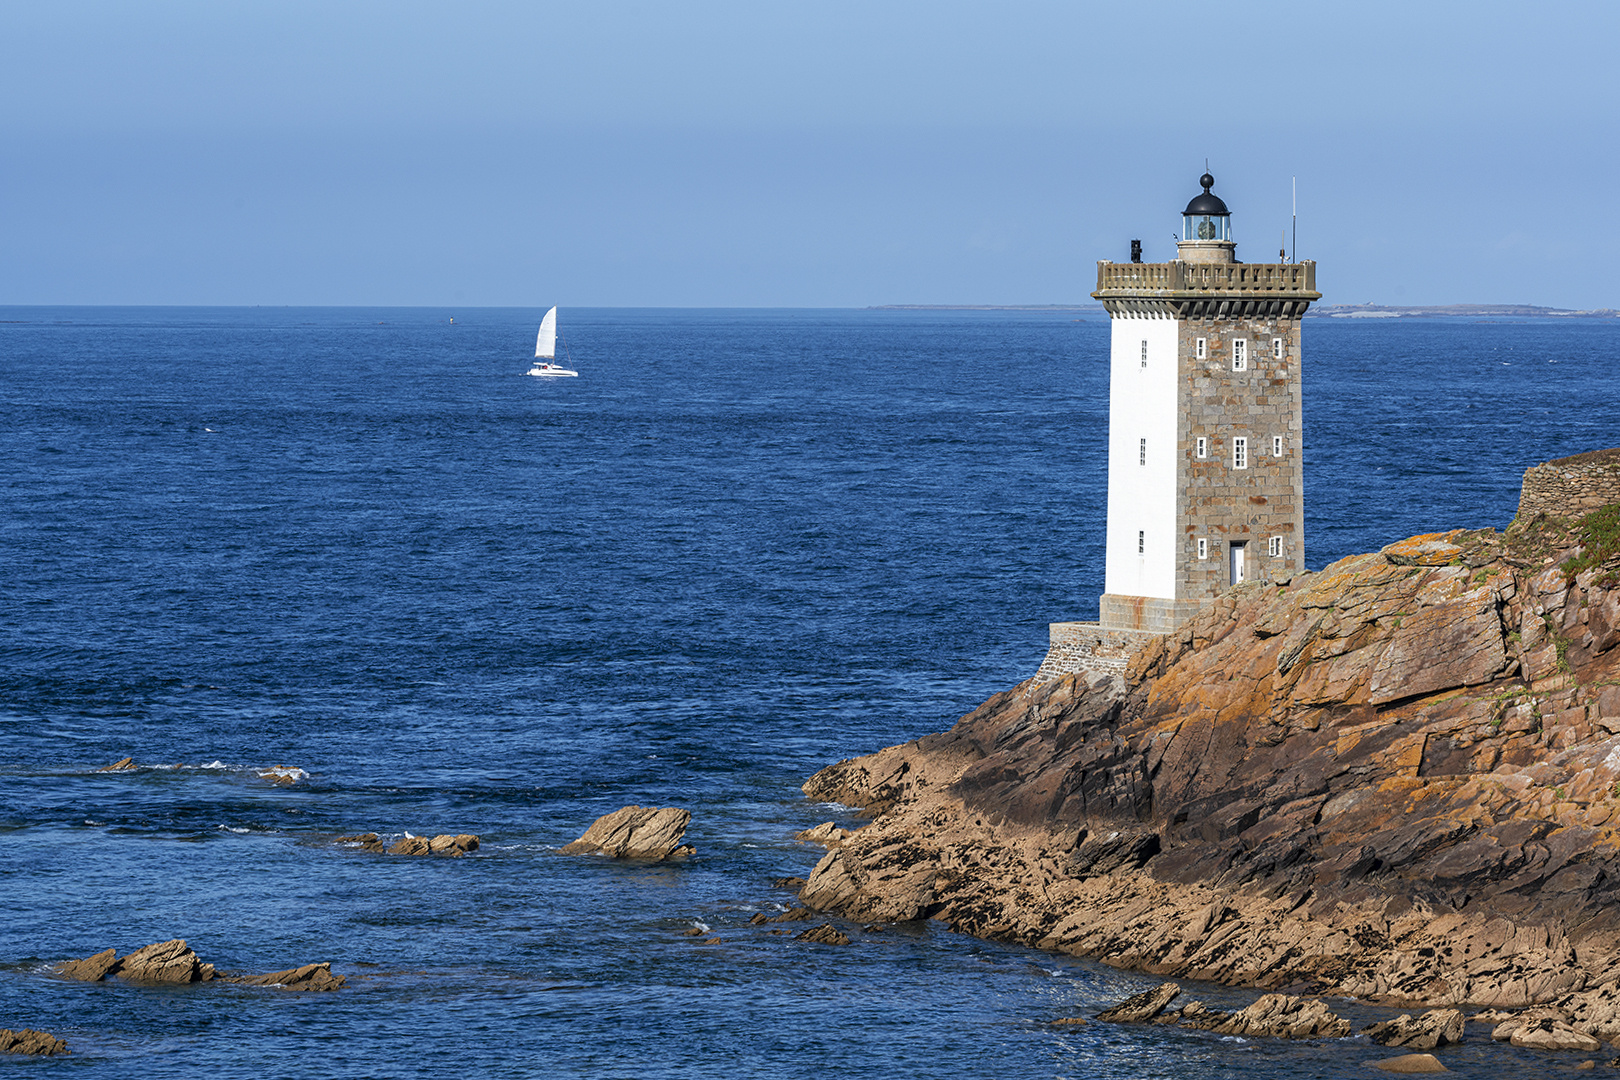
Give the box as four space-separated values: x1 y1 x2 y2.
525 307 578 377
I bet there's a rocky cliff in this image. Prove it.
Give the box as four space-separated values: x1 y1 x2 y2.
800 469 1620 1029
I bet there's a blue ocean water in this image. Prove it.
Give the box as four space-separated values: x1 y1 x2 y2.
2 306 1617 1078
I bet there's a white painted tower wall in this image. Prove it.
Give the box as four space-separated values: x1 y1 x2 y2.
1103 314 1179 600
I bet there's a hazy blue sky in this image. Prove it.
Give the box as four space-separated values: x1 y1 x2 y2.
4 1 1616 307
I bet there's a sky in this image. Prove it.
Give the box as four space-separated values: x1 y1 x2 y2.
3 1 1617 308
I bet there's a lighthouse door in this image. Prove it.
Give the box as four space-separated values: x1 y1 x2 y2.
1229 541 1248 586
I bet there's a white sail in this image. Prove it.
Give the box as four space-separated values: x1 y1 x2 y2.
535 307 557 359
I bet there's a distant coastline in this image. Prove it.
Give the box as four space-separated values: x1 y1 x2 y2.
869 302 1619 319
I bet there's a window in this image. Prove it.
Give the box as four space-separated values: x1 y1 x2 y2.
1139 437 1146 465
1197 538 1209 560
1195 436 1208 459
1138 530 1145 555
1269 536 1283 558
1140 340 1148 369
1232 339 1248 371
1272 337 1283 359
1195 337 1207 360
1273 435 1284 457
1233 436 1248 470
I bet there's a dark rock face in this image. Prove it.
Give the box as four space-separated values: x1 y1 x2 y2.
0 1029 69 1056
560 806 693 859
799 514 1620 1029
1362 1008 1466 1049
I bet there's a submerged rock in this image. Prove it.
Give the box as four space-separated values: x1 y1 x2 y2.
794 924 850 945
0 1029 69 1056
223 962 345 992
561 806 693 859
1369 1053 1448 1074
337 832 479 856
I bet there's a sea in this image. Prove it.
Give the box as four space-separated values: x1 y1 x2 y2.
2 306 1618 1078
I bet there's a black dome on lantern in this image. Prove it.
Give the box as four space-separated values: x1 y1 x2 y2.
1183 172 1229 217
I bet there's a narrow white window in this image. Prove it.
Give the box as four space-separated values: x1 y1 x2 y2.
1232 339 1248 371
1139 437 1146 465
1195 436 1208 459
1195 337 1207 360
1269 536 1283 558
1272 337 1283 359
1233 436 1248 470
1138 530 1145 555
1197 537 1209 560
1140 340 1148 369
1272 435 1284 457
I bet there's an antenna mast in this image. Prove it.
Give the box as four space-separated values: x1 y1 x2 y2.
1291 176 1297 264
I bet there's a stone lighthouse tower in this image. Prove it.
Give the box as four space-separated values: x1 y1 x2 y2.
1039 173 1321 678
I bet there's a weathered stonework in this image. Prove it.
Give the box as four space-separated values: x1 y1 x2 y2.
1176 312 1306 598
1038 621 1162 681
1516 448 1620 520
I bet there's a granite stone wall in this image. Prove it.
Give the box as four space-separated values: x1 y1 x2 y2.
1176 315 1306 601
1517 448 1620 520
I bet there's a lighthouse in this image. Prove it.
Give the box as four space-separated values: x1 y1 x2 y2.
1039 173 1321 678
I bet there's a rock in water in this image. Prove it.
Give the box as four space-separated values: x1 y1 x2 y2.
560 806 693 859
427 834 479 855
117 939 213 984
794 924 850 945
1362 1009 1466 1049
97 757 136 771
797 822 849 847
1370 1053 1448 1074
1097 982 1181 1023
0 1029 70 1056
55 947 121 982
1211 994 1350 1039
225 962 345 991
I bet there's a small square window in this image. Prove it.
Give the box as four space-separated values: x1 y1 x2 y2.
1140 340 1148 369
1195 436 1208 459
1272 337 1283 359
1269 536 1283 558
1138 529 1145 555
1233 436 1248 470
1197 538 1209 560
1272 435 1284 457
1195 337 1207 360
1232 339 1248 371
1139 437 1146 465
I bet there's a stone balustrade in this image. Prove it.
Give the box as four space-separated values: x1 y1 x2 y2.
1094 260 1320 319
1095 260 1318 295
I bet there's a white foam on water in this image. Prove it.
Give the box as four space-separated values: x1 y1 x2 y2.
201 760 228 770
218 825 251 834
259 766 309 780
691 921 710 933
